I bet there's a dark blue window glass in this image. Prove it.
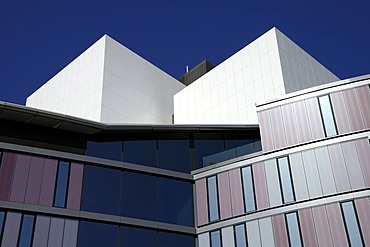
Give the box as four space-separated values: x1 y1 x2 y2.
210 230 221 247
18 214 35 247
120 226 156 247
241 166 256 212
0 211 5 242
81 165 121 215
54 161 70 208
158 177 193 226
78 221 118 247
123 140 157 167
207 176 219 222
86 141 123 161
158 139 190 173
194 138 224 168
158 231 194 247
234 224 247 247
341 201 364 247
121 171 157 221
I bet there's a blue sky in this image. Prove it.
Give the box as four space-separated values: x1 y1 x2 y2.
1 0 369 105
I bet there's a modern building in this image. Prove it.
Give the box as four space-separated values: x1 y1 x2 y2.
0 27 368 247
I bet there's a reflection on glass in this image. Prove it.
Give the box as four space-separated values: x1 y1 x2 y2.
86 141 122 161
158 139 190 173
277 157 295 203
207 176 219 222
123 140 157 167
318 95 337 137
210 230 221 247
78 221 119 247
341 201 364 247
18 214 35 247
54 161 70 208
234 224 247 247
120 226 156 247
158 231 195 247
242 166 256 212
195 139 224 168
286 212 302 247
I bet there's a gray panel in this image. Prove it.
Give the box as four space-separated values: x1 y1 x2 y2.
264 159 282 207
221 226 235 247
341 141 365 190
302 150 323 198
290 152 309 201
198 233 210 247
259 217 276 247
247 220 262 247
328 144 351 193
314 146 337 195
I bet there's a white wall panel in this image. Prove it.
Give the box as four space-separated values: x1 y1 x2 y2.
264 159 282 207
221 226 235 247
341 141 365 190
302 150 323 198
314 146 337 195
259 217 276 247
198 233 210 247
247 220 262 247
289 152 309 201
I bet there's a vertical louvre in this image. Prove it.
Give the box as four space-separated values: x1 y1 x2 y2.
229 169 245 216
10 155 31 203
196 178 209 226
0 152 17 201
39 159 58 206
252 163 269 210
25 157 44 204
67 163 84 210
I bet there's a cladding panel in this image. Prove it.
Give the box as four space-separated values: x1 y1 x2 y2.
326 203 349 247
289 152 309 201
196 178 209 226
32 216 51 247
355 138 370 187
221 226 235 246
356 85 370 129
305 98 325 140
343 88 365 131
25 156 44 204
302 150 323 198
272 214 289 247
298 208 318 247
258 110 274 151
270 106 286 149
281 103 299 146
293 100 311 143
328 144 351 192
1 212 22 247
247 220 261 247
217 172 232 219
341 141 365 190
39 159 58 206
354 198 370 246
0 152 17 200
253 163 269 210
10 154 31 203
229 169 245 216
312 206 333 247
264 159 282 207
314 146 336 195
330 91 351 134
259 217 275 247
67 163 84 210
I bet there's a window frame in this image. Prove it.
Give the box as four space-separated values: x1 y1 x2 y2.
233 223 248 247
241 166 256 213
207 175 220 222
340 201 365 247
285 211 303 247
318 94 338 137
277 156 296 204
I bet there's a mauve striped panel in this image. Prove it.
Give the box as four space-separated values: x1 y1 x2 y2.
196 178 208 226
330 91 351 134
1 212 22 247
39 159 58 206
312 206 333 247
10 154 31 203
326 203 349 247
32 216 51 247
281 103 299 146
328 144 351 193
270 106 286 149
217 172 232 219
354 198 370 246
293 100 312 143
67 163 84 210
298 208 318 247
341 141 365 190
272 214 289 247
305 98 325 140
0 152 17 200
258 110 274 152
356 86 370 129
63 219 78 247
355 138 370 187
25 156 45 204
253 163 269 210
48 217 65 246
343 88 365 131
229 169 244 216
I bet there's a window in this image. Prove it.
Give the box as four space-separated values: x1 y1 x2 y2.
210 230 222 247
285 212 302 247
341 201 364 247
207 176 220 222
123 140 157 167
277 157 295 203
318 95 338 137
78 221 119 247
158 139 190 173
86 141 123 161
241 166 256 212
18 214 35 247
158 231 195 247
234 224 247 247
0 211 5 242
120 226 156 247
54 161 70 208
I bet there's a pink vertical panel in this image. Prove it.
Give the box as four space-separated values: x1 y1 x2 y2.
298 208 318 247
1 212 22 247
328 144 351 193
229 169 244 216
356 86 370 129
25 156 45 204
305 98 325 140
312 206 334 247
217 171 232 219
354 198 370 246
48 218 65 246
39 159 58 206
10 154 31 203
32 216 51 247
67 163 84 210
272 214 289 247
281 103 299 146
330 91 352 134
0 152 17 200
326 203 349 247
293 100 312 143
270 106 286 149
343 88 365 131
355 138 370 187
258 110 274 152
63 219 79 247
252 163 269 210
196 178 208 226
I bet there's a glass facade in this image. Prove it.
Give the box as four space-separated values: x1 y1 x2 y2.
54 161 70 208
18 214 35 247
341 201 364 247
241 166 256 212
0 211 4 241
207 176 220 222
318 95 338 137
210 230 222 247
234 224 247 247
277 157 295 203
